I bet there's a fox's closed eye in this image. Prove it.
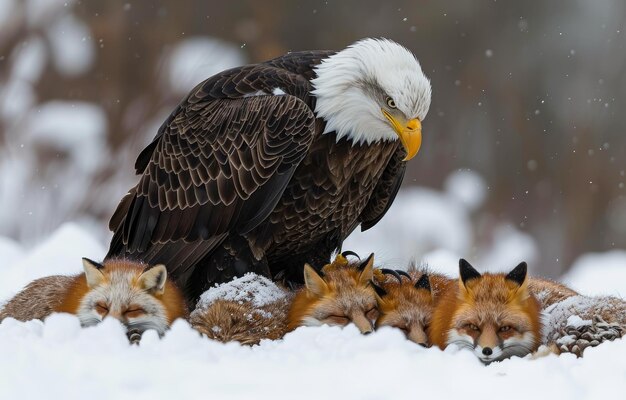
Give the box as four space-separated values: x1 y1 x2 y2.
124 307 146 318
395 325 409 334
95 302 109 314
326 315 349 325
365 307 379 320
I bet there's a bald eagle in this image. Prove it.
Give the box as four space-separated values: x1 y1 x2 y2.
107 38 431 303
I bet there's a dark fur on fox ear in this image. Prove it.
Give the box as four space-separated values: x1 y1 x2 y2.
414 274 431 292
82 257 105 270
505 262 527 286
459 259 481 286
371 281 387 297
358 253 375 271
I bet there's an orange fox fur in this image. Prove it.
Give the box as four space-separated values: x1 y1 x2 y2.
0 258 188 336
373 266 452 345
287 253 380 334
429 259 542 364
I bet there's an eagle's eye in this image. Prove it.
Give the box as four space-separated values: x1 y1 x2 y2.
386 97 396 109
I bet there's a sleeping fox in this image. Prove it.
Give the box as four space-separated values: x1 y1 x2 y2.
287 253 380 334
0 258 188 339
373 266 452 346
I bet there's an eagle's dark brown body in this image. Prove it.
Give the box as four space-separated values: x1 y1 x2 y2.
107 51 406 304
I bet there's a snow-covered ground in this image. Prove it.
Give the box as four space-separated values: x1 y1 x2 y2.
1 223 625 399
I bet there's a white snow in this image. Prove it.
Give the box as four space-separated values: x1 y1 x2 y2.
0 0 17 30
0 236 22 269
566 315 592 329
195 273 288 310
421 248 463 276
475 224 539 273
344 169 537 273
0 100 110 244
564 250 626 297
1 313 626 399
0 223 625 399
163 37 247 95
444 169 487 211
0 78 36 121
0 223 105 304
46 14 95 76
344 186 472 266
26 100 108 171
25 0 74 29
10 35 47 83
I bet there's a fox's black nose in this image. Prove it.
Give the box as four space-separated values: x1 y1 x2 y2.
363 330 372 335
418 342 429 348
482 347 493 356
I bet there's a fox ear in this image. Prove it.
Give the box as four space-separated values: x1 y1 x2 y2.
358 254 375 285
505 262 527 286
303 263 328 297
459 259 481 287
414 274 431 292
82 258 105 288
358 253 375 271
138 264 167 295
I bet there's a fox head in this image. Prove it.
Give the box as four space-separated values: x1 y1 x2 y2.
287 253 379 334
374 269 433 346
76 258 185 336
445 259 542 364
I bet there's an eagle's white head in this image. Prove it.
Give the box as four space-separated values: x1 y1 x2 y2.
312 38 431 160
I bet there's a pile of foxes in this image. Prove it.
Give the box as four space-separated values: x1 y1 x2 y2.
1 253 625 364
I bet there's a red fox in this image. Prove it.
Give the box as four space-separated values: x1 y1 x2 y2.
373 266 452 346
287 253 380 334
0 258 188 338
429 259 542 364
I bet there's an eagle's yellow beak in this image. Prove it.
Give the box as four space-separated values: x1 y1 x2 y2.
382 111 422 161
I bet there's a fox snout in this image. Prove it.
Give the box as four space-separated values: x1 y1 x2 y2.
351 312 374 335
477 326 499 351
473 326 504 363
105 312 125 323
407 326 429 347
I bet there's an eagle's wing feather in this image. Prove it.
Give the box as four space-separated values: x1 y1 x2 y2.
114 94 315 260
359 147 407 231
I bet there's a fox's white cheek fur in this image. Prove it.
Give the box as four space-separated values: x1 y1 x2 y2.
77 309 103 327
126 315 169 336
503 332 535 348
76 296 104 327
445 330 475 351
500 331 537 358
